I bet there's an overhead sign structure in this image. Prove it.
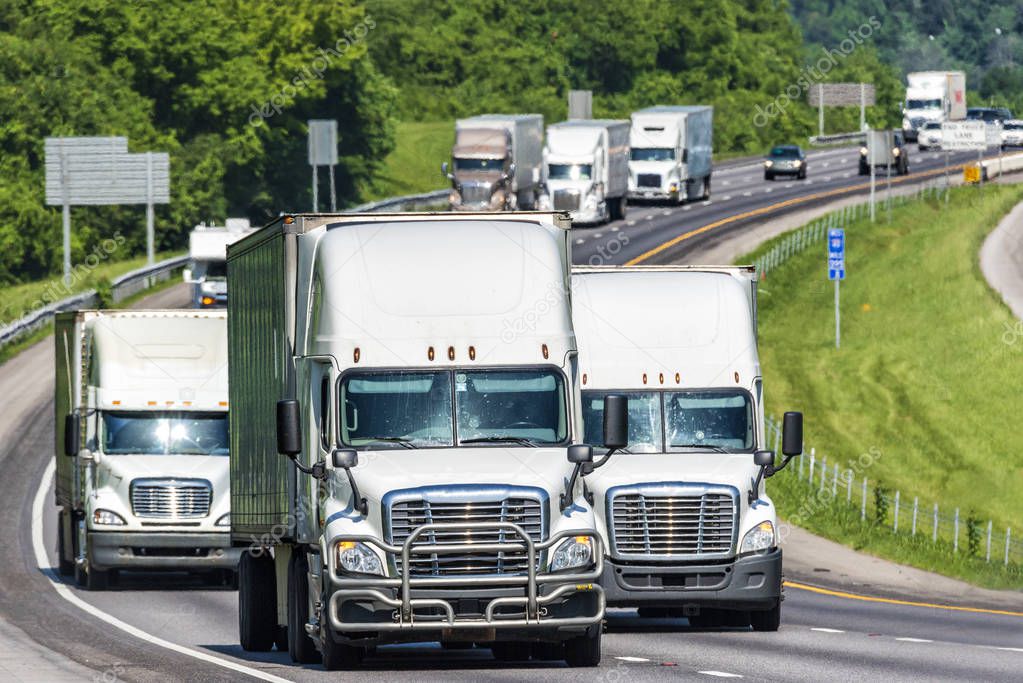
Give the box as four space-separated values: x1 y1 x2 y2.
808 83 876 135
568 90 593 120
308 119 339 212
828 228 845 349
45 137 171 282
941 121 986 151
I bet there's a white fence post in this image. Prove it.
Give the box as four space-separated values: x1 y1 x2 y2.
846 469 853 503
1007 528 1012 566
819 456 827 493
809 451 816 488
986 521 993 562
954 508 960 552
933 503 939 542
832 463 839 497
861 478 867 521
893 490 900 533
912 497 918 536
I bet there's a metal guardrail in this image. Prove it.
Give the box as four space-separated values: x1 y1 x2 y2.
0 254 188 350
808 131 866 146
349 189 449 213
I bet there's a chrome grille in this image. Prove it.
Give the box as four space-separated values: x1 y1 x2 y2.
387 494 545 576
637 173 661 188
459 183 492 205
553 189 581 211
130 479 211 519
609 485 737 560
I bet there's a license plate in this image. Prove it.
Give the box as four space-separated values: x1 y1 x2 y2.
442 627 496 642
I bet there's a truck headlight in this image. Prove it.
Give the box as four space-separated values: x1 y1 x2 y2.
448 190 461 206
892 147 901 157
860 146 868 157
548 535 594 572
764 160 773 168
792 160 802 167
216 513 231 527
740 521 775 555
93 509 126 526
335 541 384 576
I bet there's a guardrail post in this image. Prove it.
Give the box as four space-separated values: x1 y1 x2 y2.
832 463 838 497
954 508 960 552
893 490 900 533
986 521 993 562
1006 528 1012 566
809 451 816 488
819 456 827 493
911 497 918 536
933 503 939 542
846 469 853 502
861 478 867 521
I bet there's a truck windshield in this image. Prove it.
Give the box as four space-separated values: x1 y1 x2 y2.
339 368 568 449
101 411 229 455
453 158 504 172
582 390 754 453
547 163 592 180
630 148 675 162
907 99 941 109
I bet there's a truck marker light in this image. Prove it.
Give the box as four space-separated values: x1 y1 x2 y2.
447 346 455 361
112 400 121 405
582 373 587 385
734 372 740 383
147 401 157 406
428 346 435 361
219 401 228 407
659 373 664 384
165 401 174 406
182 401 192 407
469 346 476 360
675 373 681 384
542 343 549 359
642 373 648 385
201 296 215 306
284 216 295 224
353 347 360 363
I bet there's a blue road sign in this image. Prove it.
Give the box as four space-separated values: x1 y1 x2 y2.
828 228 845 280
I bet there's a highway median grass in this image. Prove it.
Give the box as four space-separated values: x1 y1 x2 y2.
360 120 451 201
744 183 1023 589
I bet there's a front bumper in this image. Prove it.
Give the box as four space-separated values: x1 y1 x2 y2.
326 523 604 642
88 531 242 571
599 547 782 610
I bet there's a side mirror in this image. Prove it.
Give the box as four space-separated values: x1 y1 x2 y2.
602 394 629 450
276 399 302 458
782 412 803 456
567 444 593 464
754 450 775 469
63 414 80 458
332 448 358 469
441 161 450 177
682 149 689 163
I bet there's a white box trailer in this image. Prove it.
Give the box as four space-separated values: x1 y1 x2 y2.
443 114 544 211
54 310 239 590
228 212 620 670
570 265 803 630
629 106 713 203
183 218 257 308
903 71 966 141
542 119 630 225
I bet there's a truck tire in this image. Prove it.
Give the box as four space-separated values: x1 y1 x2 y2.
702 176 711 200
321 632 364 671
750 600 781 632
238 550 277 651
563 627 601 667
57 516 73 577
79 565 109 591
288 552 319 664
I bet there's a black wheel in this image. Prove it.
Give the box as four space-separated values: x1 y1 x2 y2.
57 516 73 577
563 627 601 667
702 176 711 199
288 552 319 664
798 169 807 180
764 172 773 181
619 196 627 219
82 565 109 591
239 550 278 651
858 164 869 176
321 632 364 671
750 600 781 632
491 641 532 662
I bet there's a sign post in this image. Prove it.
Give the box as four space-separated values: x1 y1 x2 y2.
828 228 846 349
308 119 339 212
865 130 891 223
808 83 876 137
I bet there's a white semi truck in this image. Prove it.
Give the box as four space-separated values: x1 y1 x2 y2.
541 119 630 225
228 212 622 670
442 114 544 212
902 71 966 142
628 106 713 204
55 310 239 590
570 266 803 630
182 218 257 308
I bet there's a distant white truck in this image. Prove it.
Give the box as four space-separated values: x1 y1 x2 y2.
903 71 966 142
628 106 713 203
542 119 630 225
55 310 239 590
571 266 803 630
183 218 257 308
229 212 619 670
442 115 544 211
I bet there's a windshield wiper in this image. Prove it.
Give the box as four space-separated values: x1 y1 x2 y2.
671 443 731 453
359 436 416 449
461 436 539 448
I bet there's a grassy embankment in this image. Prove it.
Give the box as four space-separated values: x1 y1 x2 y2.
743 183 1023 589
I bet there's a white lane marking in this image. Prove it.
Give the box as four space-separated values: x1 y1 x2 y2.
823 162 830 167
743 191 752 197
593 233 603 239
702 200 712 205
627 220 636 226
785 184 793 189
989 647 1023 653
843 173 851 178
644 214 654 220
661 209 671 216
722 196 732 201
811 627 845 633
699 672 743 678
682 205 692 211
31 461 292 683
824 176 832 181
575 238 585 244
722 180 731 186
610 226 619 232
895 637 933 643
764 188 773 193
615 656 651 662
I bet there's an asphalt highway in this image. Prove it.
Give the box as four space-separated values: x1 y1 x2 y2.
3 150 1022 681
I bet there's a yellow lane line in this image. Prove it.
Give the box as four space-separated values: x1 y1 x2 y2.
626 163 969 266
784 580 1023 617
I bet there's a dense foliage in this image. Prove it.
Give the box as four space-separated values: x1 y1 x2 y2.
791 0 1023 114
